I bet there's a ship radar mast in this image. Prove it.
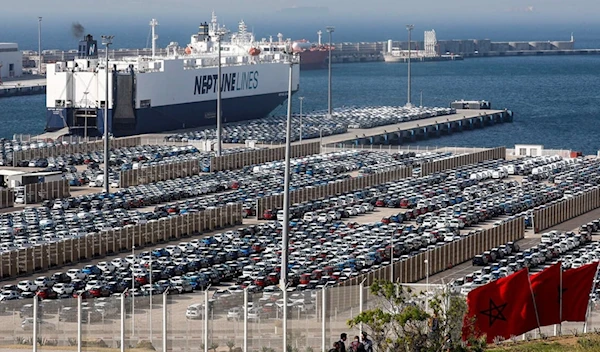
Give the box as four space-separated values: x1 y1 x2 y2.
149 19 159 59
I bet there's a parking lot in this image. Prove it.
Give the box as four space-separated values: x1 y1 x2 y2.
1 138 600 349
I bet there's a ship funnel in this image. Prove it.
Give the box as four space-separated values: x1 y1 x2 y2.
387 39 393 53
78 34 98 59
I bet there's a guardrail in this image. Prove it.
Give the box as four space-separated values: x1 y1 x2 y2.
0 204 243 279
119 160 200 188
534 187 600 232
24 179 70 204
11 136 141 165
209 142 320 172
256 166 414 219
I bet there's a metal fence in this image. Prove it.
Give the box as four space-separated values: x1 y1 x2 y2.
11 136 141 165
0 188 14 209
0 204 243 280
256 166 413 219
209 142 321 172
24 180 70 204
119 160 201 188
534 187 600 232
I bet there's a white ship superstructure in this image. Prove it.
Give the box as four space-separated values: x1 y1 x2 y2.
45 13 300 136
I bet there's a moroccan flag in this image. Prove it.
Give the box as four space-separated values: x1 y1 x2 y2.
462 269 537 343
561 262 598 322
521 261 562 331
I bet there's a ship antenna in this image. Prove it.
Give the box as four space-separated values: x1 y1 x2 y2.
150 19 159 59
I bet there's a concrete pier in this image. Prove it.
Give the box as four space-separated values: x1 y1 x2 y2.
319 109 513 146
0 75 46 98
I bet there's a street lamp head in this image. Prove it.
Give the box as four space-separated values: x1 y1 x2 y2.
101 35 114 46
299 96 304 101
326 26 335 33
406 24 414 31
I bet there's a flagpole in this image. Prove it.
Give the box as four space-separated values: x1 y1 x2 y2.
525 268 543 337
583 262 600 333
558 264 562 336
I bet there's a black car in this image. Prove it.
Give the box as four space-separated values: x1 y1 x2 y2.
472 255 488 266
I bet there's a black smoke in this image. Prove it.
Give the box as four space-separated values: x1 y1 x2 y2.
71 22 85 39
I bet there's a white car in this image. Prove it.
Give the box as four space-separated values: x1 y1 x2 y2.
52 283 74 295
0 290 20 301
66 269 87 280
17 280 38 292
227 307 241 321
34 277 54 289
97 261 116 273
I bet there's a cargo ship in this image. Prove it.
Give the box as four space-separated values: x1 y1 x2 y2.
252 31 330 70
44 13 300 137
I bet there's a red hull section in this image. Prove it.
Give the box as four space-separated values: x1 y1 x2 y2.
298 49 329 70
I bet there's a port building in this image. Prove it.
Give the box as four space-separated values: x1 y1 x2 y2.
0 43 23 79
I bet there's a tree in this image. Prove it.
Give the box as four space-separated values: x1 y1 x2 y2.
347 280 485 352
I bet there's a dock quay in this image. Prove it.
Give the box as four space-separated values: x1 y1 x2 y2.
320 108 513 146
0 75 45 98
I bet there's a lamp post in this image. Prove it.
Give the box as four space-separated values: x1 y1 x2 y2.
131 245 135 337
420 90 423 108
390 233 394 282
101 35 114 194
425 256 430 312
281 50 298 352
298 96 304 142
406 24 414 107
215 30 224 156
38 17 42 75
326 26 335 117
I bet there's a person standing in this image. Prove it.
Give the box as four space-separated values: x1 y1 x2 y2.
338 333 348 352
361 332 373 352
350 335 365 352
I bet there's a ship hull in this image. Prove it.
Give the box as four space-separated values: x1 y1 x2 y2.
299 50 328 70
45 91 290 136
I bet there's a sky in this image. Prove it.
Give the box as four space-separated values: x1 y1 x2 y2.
1 0 599 49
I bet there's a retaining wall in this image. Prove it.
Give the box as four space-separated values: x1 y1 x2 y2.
420 147 506 176
209 142 320 172
119 160 200 188
12 136 141 165
0 189 14 209
0 204 243 279
24 179 70 204
534 187 600 232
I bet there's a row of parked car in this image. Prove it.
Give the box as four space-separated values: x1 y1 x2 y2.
456 226 596 294
165 106 455 144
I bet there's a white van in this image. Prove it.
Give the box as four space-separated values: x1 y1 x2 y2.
186 303 203 319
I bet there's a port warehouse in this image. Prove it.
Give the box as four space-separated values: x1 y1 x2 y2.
22 37 577 68
0 43 23 79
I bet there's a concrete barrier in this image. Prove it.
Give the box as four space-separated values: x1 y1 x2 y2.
12 136 141 165
256 166 413 219
24 179 70 204
0 189 14 209
534 187 600 232
209 142 321 172
119 160 200 187
0 203 243 280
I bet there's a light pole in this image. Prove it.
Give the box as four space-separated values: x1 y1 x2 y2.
281 50 298 352
420 90 423 108
131 245 135 337
425 256 430 312
298 96 304 142
38 17 42 75
326 26 334 118
406 24 414 108
101 35 114 194
390 233 394 282
215 30 225 156
149 254 153 341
